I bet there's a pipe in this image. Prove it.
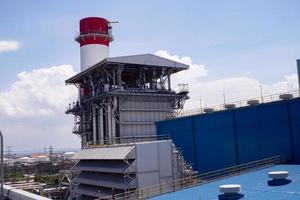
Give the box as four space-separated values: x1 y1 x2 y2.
99 108 104 144
92 105 97 145
107 105 112 143
297 59 300 90
0 130 3 200
111 97 117 139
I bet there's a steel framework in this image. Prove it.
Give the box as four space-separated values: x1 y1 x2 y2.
66 56 189 148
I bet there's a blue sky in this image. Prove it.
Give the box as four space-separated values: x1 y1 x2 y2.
1 0 300 151
1 0 300 88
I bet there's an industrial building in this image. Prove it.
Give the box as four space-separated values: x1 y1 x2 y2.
65 54 189 147
157 91 300 173
65 17 189 148
63 16 300 200
70 140 192 199
65 17 193 199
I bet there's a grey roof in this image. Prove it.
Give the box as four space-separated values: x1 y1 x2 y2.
106 54 189 69
65 54 189 84
3 185 51 200
72 145 135 160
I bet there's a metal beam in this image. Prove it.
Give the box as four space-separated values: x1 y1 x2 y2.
0 130 3 200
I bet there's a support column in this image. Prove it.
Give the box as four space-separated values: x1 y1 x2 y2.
112 117 116 139
82 114 87 147
167 74 171 91
111 97 117 139
160 75 164 89
82 135 87 149
92 105 97 145
107 105 112 143
98 108 104 144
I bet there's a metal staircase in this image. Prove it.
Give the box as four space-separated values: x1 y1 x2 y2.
171 142 197 181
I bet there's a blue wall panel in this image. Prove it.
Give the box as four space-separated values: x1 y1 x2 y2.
156 117 196 166
235 103 292 163
157 98 300 173
288 99 300 162
193 112 237 172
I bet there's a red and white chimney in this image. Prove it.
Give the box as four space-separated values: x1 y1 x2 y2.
75 17 113 71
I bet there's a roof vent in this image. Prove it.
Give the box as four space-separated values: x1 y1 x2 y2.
225 104 236 110
218 184 244 200
204 108 214 113
279 93 293 100
268 171 291 186
247 99 260 106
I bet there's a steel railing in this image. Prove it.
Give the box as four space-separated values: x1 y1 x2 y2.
84 135 171 149
98 155 280 200
172 90 300 119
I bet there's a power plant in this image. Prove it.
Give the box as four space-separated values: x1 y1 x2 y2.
66 17 189 148
65 17 193 199
3 16 300 200
62 17 300 200
60 16 300 200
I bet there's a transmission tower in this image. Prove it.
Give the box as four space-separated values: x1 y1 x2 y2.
49 145 54 174
5 146 13 159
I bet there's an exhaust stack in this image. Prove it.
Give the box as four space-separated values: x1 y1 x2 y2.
297 59 300 90
75 17 113 71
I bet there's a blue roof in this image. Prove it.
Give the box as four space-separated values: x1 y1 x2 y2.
150 165 300 200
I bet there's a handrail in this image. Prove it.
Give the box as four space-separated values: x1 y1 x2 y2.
172 90 300 119
98 155 280 200
84 135 171 149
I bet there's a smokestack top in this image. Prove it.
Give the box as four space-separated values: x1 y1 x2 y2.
79 17 109 34
76 17 112 47
76 16 113 71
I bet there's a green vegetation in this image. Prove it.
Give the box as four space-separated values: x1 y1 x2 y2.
34 174 59 186
5 171 28 182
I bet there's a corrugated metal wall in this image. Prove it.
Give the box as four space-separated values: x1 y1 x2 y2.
119 96 173 137
156 97 300 173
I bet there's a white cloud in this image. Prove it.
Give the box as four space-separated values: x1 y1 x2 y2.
0 65 80 151
185 75 298 110
154 50 299 110
0 40 20 53
0 65 77 116
154 50 208 88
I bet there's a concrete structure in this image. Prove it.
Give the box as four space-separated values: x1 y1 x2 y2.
70 140 193 199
